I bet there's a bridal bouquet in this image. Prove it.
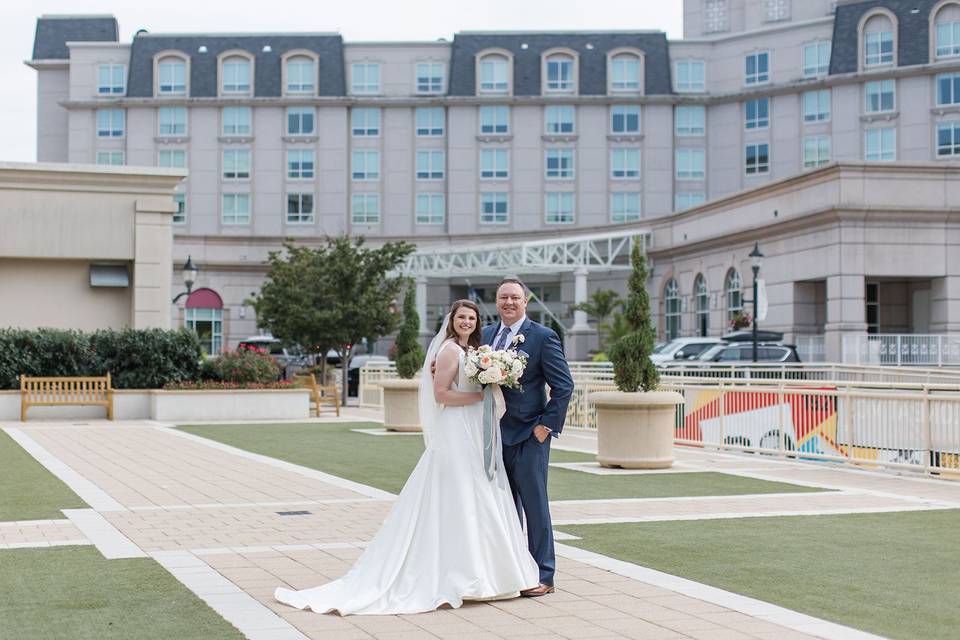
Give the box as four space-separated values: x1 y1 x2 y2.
464 345 527 390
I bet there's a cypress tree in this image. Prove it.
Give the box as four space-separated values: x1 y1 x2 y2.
394 281 425 379
607 240 660 392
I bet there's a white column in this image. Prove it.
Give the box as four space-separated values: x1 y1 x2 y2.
415 276 429 335
571 267 590 331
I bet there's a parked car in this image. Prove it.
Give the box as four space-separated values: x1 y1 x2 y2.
237 336 309 379
696 342 801 363
650 337 725 364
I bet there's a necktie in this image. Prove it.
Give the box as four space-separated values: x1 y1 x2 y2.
494 327 511 351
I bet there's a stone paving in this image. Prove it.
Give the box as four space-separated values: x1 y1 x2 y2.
6 412 958 639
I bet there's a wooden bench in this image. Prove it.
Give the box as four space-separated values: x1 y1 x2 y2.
295 373 340 417
20 374 114 422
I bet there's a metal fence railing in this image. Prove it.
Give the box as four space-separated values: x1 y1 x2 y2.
843 334 960 366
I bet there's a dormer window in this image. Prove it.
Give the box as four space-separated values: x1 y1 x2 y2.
157 56 186 95
285 56 315 94
861 12 896 68
221 55 252 94
934 3 960 59
609 53 642 92
479 54 509 93
545 53 575 92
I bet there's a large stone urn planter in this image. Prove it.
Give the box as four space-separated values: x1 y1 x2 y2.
590 391 685 469
380 378 421 432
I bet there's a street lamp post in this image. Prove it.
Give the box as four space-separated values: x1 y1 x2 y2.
172 255 199 303
749 242 765 363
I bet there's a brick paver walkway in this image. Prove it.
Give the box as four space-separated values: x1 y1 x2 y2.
6 413 952 639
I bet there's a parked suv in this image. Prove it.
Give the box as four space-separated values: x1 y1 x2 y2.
650 337 724 364
237 336 309 379
696 342 801 363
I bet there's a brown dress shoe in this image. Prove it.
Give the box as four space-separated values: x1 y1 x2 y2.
520 583 555 597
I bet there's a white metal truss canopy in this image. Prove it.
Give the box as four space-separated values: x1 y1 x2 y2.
399 230 651 278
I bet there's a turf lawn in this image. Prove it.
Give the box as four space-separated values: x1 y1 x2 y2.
558 510 960 640
178 422 825 499
0 430 87 521
0 546 244 640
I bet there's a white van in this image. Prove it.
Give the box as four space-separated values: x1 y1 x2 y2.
650 337 724 364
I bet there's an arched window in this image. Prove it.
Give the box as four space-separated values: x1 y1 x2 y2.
933 2 960 59
156 54 187 96
610 52 642 92
285 55 316 94
544 52 576 92
221 54 253 95
860 11 896 68
725 269 743 325
695 274 709 337
185 288 224 355
477 52 510 94
664 278 681 340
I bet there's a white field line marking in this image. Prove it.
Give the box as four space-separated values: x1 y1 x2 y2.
126 497 393 512
551 490 852 506
63 509 146 559
350 428 423 437
3 427 126 512
555 542 887 640
0 540 93 550
155 424 396 499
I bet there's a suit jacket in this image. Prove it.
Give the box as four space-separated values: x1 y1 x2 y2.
483 318 574 446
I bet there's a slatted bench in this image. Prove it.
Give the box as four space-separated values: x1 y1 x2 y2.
20 374 114 421
295 373 340 417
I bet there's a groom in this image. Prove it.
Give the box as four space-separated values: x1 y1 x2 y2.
483 278 574 596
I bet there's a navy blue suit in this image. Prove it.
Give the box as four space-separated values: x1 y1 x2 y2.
483 318 574 586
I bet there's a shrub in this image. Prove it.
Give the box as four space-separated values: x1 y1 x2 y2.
163 380 293 391
394 281 425 379
607 242 660 393
206 348 280 385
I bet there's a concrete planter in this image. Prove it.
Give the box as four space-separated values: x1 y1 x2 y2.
150 389 310 422
590 390 685 469
380 378 421 432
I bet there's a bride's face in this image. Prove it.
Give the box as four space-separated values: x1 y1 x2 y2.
452 307 477 340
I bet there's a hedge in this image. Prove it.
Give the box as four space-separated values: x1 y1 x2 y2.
0 328 202 390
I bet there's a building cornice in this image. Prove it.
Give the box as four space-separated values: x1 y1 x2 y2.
0 162 186 194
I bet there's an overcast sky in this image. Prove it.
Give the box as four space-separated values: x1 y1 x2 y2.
2 1 683 163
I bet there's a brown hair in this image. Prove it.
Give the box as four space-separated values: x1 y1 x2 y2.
444 299 482 350
497 277 526 293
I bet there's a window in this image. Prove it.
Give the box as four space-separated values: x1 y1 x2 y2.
745 98 769 130
610 54 641 91
222 106 252 136
545 54 575 92
158 58 186 95
803 41 831 77
351 193 380 224
158 107 187 136
675 60 705 93
612 105 641 134
352 63 380 93
222 193 251 225
865 80 895 113
480 149 509 179
286 193 314 223
480 105 509 134
286 106 314 135
664 279 680 340
545 105 575 134
705 0 729 33
676 105 705 136
611 149 641 179
351 108 380 136
416 107 444 136
415 194 445 224
172 193 186 224
479 55 509 92
765 0 790 22
937 72 960 105
223 149 250 179
416 62 444 93
96 109 124 137
545 192 574 224
221 57 251 94
803 136 831 168
726 270 743 323
416 150 445 180
480 192 509 224
158 149 186 168
95 151 124 165
675 192 705 210
676 148 705 180
745 143 770 175
351 150 380 180
866 282 880 334
611 192 641 222
864 29 894 67
186 307 223 354
97 64 125 95
803 90 831 122
937 17 960 58
287 149 315 179
545 149 574 179
694 274 709 337
745 51 770 85
865 127 896 161
937 123 960 157
286 56 315 94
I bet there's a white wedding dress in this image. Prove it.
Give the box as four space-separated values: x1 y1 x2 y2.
274 337 539 615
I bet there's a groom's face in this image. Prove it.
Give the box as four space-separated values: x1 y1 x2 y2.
496 283 526 326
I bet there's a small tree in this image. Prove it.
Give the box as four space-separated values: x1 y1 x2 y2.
573 289 622 351
607 241 660 393
394 281 425 379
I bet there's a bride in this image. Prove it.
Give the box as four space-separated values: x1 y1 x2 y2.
274 299 540 615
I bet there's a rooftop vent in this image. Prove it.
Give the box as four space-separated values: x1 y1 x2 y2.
262 44 272 52
198 45 207 53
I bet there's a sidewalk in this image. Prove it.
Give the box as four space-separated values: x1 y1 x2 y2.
6 412 948 640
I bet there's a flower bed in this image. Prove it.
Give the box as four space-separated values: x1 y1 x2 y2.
163 381 294 391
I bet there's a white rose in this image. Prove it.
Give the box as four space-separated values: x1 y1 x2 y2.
464 362 478 377
511 359 524 374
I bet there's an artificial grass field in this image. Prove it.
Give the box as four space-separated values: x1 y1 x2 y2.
0 430 86 521
0 546 244 640
558 510 960 640
178 422 825 499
